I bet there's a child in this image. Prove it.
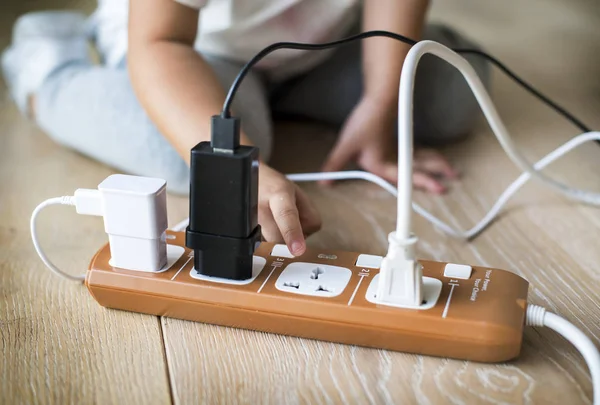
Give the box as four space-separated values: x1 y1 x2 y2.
2 0 489 256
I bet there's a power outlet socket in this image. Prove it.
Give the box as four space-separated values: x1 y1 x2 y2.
275 262 352 297
86 233 530 363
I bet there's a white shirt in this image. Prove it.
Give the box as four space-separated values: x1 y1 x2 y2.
93 0 360 80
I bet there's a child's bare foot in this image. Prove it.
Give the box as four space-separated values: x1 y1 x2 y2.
412 148 459 194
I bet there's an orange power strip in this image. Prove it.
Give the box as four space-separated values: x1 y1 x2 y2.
86 231 529 363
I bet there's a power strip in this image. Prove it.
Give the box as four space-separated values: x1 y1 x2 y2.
86 231 529 363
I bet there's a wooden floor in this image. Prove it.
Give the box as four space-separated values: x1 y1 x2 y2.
2 0 600 404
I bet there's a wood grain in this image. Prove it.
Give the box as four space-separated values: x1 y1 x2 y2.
1 0 599 404
0 3 181 402
0 93 181 403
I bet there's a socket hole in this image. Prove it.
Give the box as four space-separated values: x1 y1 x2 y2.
283 282 300 289
316 285 333 293
310 267 324 280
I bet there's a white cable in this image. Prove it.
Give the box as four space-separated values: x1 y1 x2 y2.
173 41 600 243
397 41 600 243
292 41 600 248
173 128 600 241
30 196 86 282
527 305 600 405
288 131 600 239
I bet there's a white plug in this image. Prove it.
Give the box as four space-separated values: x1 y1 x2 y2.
75 174 169 272
375 231 423 308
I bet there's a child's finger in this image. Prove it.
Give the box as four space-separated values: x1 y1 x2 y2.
414 149 458 178
258 205 283 243
369 162 398 185
294 186 322 236
320 140 357 185
412 171 446 194
419 159 458 178
269 192 306 256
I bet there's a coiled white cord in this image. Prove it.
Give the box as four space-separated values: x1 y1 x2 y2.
526 305 600 405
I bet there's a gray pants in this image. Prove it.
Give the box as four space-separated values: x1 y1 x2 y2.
36 24 489 195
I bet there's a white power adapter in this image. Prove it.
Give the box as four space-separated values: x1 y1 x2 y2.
31 174 169 279
96 174 168 272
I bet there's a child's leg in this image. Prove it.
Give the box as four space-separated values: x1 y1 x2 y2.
3 12 272 195
270 24 490 145
35 56 272 195
35 63 190 194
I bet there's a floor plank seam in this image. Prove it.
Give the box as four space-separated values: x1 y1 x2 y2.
158 316 176 405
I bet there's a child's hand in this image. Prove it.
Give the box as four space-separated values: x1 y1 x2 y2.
321 97 458 194
412 148 460 193
258 164 322 256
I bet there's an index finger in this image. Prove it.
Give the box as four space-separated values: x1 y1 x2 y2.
414 150 459 179
269 192 306 256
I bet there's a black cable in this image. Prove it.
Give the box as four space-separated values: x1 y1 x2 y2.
221 30 591 133
456 49 591 133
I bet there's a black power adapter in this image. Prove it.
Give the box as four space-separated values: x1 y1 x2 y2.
185 115 262 280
